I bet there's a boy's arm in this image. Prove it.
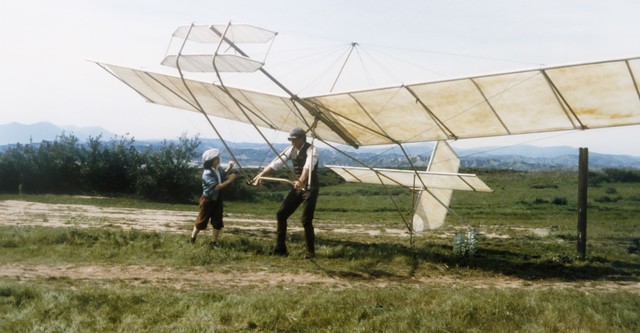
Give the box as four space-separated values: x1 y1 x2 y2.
215 172 238 191
225 161 235 173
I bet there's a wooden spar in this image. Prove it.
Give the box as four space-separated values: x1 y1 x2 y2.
172 24 252 180
255 176 306 192
331 42 358 92
256 176 296 186
207 25 360 148
210 23 297 180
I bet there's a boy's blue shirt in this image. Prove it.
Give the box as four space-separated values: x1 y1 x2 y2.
202 166 225 200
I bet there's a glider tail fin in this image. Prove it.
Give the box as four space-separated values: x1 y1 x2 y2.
412 141 459 232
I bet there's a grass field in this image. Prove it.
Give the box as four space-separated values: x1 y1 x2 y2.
0 170 639 332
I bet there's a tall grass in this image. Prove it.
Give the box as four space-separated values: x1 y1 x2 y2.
1 281 639 332
1 170 639 332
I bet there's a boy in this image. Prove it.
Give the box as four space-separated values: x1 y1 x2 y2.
190 148 238 248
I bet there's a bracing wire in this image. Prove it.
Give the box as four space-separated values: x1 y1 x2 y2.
330 42 358 92
352 46 377 88
364 43 545 67
174 23 252 181
307 130 416 233
209 23 298 181
294 45 358 96
294 41 470 226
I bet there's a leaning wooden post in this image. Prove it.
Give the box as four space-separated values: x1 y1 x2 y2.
577 147 588 260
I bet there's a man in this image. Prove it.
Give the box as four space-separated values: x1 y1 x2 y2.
253 127 319 259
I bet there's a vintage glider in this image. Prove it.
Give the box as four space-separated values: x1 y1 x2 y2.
97 23 640 232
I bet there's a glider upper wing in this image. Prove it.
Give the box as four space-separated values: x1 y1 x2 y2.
161 54 264 73
172 24 277 44
99 57 640 147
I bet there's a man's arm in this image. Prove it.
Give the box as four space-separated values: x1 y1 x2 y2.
296 144 318 189
294 168 309 190
251 165 274 186
251 145 292 186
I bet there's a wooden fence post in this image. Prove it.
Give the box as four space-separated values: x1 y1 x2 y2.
577 147 588 259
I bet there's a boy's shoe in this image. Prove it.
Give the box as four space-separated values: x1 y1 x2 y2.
189 237 196 244
209 241 218 249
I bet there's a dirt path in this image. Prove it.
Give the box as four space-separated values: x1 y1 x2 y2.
2 199 636 293
0 200 416 236
0 200 548 238
2 263 638 293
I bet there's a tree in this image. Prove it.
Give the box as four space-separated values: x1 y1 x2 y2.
136 135 200 202
32 133 83 194
81 135 140 194
0 143 36 193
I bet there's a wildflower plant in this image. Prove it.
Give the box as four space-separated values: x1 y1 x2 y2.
453 228 479 257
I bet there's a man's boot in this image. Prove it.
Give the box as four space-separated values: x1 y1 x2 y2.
304 225 315 259
271 222 288 256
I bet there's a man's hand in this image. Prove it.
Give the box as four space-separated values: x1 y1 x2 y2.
251 167 272 187
293 180 303 190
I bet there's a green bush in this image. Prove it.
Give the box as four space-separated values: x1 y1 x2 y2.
81 135 141 195
135 135 200 203
0 134 201 202
594 196 621 203
602 168 640 183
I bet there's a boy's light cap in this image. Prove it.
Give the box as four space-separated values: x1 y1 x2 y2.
202 148 220 162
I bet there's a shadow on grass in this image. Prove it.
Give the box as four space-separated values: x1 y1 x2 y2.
310 237 640 283
14 225 635 283
222 227 640 282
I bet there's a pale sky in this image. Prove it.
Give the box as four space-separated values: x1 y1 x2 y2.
2 0 640 156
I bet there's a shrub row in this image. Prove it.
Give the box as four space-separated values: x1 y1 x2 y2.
0 133 200 202
0 134 345 203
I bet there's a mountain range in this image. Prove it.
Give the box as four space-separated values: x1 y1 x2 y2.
1 122 639 170
0 122 116 144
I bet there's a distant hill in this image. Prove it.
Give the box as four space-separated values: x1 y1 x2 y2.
193 139 640 170
0 122 115 144
2 122 639 170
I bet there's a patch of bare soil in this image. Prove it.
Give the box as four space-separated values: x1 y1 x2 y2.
0 200 544 239
1 263 638 293
3 200 635 293
0 200 409 236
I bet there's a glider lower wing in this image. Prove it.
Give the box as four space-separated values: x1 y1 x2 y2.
325 165 492 193
328 141 491 231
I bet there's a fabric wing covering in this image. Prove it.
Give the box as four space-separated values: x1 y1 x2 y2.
305 57 640 146
161 54 264 73
99 64 349 144
327 141 491 231
413 141 461 232
172 24 277 44
325 165 491 192
99 57 640 148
